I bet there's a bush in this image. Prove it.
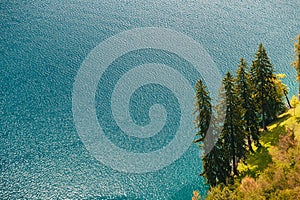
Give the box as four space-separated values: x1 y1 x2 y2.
205 126 300 200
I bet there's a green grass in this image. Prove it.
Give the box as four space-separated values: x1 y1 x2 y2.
238 104 300 179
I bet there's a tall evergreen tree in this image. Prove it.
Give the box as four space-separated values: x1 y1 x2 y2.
273 74 291 108
235 58 260 152
250 43 281 130
201 139 231 186
268 74 286 115
193 78 212 145
292 34 300 100
194 79 232 186
221 72 246 176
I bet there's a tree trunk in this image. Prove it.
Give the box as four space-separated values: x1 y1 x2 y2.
230 118 238 176
261 79 267 131
261 103 267 130
298 80 300 101
247 135 254 153
284 92 292 109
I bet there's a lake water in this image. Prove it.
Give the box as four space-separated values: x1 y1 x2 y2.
1 0 299 199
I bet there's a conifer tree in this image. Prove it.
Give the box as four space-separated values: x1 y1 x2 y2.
221 72 246 176
235 58 260 152
268 74 286 115
292 34 300 100
193 78 212 145
194 79 230 186
273 74 291 108
201 139 231 186
250 44 280 130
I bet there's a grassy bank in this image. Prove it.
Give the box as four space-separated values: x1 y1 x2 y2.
204 104 300 199
238 104 300 179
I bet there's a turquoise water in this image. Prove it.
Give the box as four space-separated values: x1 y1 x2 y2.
1 0 299 199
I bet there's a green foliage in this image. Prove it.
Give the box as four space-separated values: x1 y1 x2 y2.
198 72 249 186
193 78 224 187
206 184 236 200
292 34 300 100
291 95 299 108
205 105 300 200
193 79 212 145
195 75 246 186
238 145 272 179
195 36 300 200
201 140 231 186
269 188 300 200
250 43 285 129
193 43 297 199
273 74 290 108
235 58 260 151
221 72 246 176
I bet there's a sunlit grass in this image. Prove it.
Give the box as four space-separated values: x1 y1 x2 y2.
238 104 300 179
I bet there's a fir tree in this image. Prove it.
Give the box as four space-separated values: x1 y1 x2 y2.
235 58 260 152
292 34 300 100
194 79 230 186
273 74 291 108
193 78 212 145
201 139 231 186
250 43 281 130
268 74 286 115
221 72 246 176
